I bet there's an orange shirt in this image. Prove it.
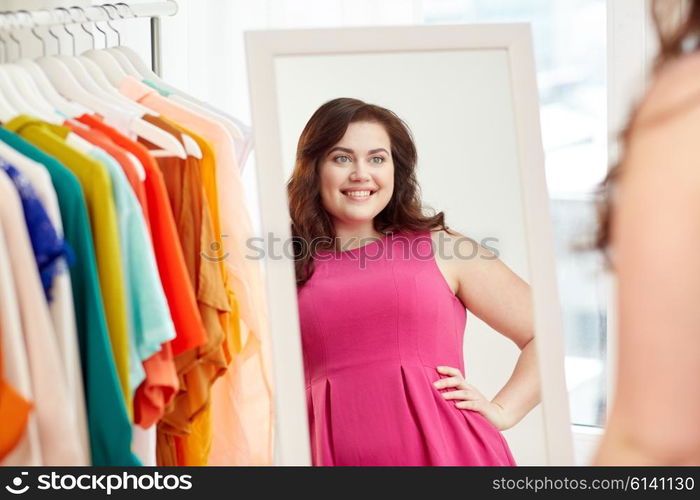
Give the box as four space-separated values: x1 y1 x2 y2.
66 116 180 430
133 343 178 428
137 116 230 466
76 114 206 356
120 78 274 464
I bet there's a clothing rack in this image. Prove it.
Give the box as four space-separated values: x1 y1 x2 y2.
0 1 178 76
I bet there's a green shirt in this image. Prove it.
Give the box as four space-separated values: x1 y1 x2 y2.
0 122 141 466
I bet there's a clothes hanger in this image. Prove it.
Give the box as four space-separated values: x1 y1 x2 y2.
96 4 145 78
104 3 248 154
74 6 151 113
77 4 135 86
13 10 91 117
0 15 59 123
88 4 201 159
0 65 59 123
105 3 166 82
35 8 185 158
75 6 190 158
0 30 19 122
99 3 242 161
88 5 138 78
84 4 142 78
35 9 128 120
2 11 79 118
58 7 149 115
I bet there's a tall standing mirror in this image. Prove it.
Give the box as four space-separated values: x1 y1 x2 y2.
246 23 573 465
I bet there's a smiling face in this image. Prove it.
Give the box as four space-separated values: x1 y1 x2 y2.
318 121 395 229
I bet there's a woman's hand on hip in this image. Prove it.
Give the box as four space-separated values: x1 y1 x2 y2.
433 365 513 431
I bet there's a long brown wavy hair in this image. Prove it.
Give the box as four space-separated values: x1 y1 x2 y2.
288 97 449 286
596 0 700 264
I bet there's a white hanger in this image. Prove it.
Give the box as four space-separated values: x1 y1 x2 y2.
81 49 130 87
9 9 89 117
36 56 126 123
0 85 19 123
4 65 73 118
108 45 238 160
113 45 160 81
30 8 186 158
57 55 145 114
0 67 60 123
77 4 140 80
36 57 186 159
179 133 203 159
102 3 161 81
64 130 101 155
15 59 91 117
78 55 201 158
78 56 151 113
106 48 142 77
0 12 56 122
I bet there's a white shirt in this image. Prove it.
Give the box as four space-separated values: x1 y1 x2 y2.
0 225 42 465
0 143 90 464
0 171 84 465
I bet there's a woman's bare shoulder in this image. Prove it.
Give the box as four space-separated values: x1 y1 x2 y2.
625 53 700 186
636 52 700 127
429 228 497 263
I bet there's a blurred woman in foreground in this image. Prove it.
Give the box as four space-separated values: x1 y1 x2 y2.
594 0 700 465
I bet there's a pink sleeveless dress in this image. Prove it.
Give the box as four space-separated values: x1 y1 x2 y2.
297 230 516 466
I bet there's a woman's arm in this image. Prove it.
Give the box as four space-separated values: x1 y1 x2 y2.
594 60 700 465
431 231 540 430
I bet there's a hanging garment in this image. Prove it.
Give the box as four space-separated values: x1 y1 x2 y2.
64 120 150 227
5 116 132 414
0 227 39 465
73 114 205 434
75 113 207 356
142 79 254 169
0 158 89 462
61 120 179 434
0 124 140 466
136 116 230 466
0 367 32 462
0 169 84 465
134 342 178 429
154 118 251 465
69 136 178 398
66 125 176 362
156 119 241 360
0 140 89 461
120 76 274 465
297 231 517 466
0 160 72 302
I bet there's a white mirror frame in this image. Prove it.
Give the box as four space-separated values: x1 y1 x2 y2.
245 23 574 466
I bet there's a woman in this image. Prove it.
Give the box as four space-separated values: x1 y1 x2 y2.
287 97 540 466
594 0 700 465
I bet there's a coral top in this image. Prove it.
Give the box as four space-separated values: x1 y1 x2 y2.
297 231 516 466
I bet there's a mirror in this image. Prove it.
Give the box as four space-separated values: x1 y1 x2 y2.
246 23 573 465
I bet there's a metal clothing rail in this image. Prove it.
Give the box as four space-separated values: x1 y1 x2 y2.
0 1 179 75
